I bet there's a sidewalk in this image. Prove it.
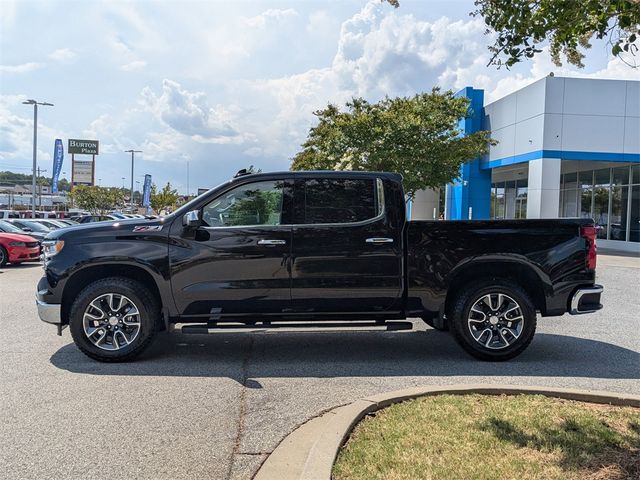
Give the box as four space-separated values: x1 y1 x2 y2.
599 253 640 269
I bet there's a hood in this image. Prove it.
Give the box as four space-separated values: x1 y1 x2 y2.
46 216 170 242
0 232 38 244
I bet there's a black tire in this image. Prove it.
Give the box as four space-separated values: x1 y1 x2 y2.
69 277 159 362
0 246 7 267
449 279 537 361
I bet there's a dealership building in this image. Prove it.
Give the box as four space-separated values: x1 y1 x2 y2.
411 75 640 251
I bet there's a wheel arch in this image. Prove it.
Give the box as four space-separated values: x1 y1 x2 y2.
444 257 548 319
61 263 165 329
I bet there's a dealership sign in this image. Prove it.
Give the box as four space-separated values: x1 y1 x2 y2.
73 160 94 185
68 139 99 155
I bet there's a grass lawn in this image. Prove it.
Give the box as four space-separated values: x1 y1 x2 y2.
333 394 640 480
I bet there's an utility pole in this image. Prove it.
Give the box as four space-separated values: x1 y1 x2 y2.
186 159 189 197
125 150 142 211
37 167 47 209
23 99 53 217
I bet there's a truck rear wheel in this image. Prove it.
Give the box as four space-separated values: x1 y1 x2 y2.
449 279 536 361
69 277 159 362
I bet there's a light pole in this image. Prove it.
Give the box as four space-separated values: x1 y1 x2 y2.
23 99 53 217
125 149 142 211
121 177 125 189
37 167 47 209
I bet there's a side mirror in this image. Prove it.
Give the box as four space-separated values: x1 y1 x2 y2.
23 227 32 232
183 210 201 228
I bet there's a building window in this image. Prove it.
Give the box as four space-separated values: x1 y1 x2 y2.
491 184 505 219
559 163 639 243
630 185 640 242
491 179 528 220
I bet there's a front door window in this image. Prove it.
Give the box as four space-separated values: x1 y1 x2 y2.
202 180 284 227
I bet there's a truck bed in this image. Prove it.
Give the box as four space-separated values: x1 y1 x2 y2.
405 218 596 318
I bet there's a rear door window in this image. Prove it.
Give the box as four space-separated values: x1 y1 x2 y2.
302 178 381 224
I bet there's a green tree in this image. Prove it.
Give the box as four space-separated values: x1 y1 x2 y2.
150 182 179 213
0 171 71 192
291 89 494 198
69 186 125 214
472 0 640 68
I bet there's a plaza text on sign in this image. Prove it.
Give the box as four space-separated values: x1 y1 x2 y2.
68 139 99 155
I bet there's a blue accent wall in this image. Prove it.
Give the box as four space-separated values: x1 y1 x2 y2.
448 87 491 220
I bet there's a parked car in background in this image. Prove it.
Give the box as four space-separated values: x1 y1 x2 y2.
76 214 120 224
27 219 70 230
36 211 58 219
55 219 78 226
0 219 48 243
0 210 20 219
0 231 40 267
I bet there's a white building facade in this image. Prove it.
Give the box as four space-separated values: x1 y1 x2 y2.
412 76 639 252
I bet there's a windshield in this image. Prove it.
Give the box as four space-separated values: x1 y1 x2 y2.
0 220 23 233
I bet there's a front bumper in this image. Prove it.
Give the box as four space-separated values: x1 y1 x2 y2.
36 297 61 325
9 246 41 262
569 285 604 314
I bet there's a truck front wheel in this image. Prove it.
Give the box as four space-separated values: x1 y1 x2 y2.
69 277 159 362
449 280 536 361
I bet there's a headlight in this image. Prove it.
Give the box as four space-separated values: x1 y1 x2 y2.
9 241 26 247
42 240 65 257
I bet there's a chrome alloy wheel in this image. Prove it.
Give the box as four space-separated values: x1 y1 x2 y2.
467 293 524 350
82 293 141 351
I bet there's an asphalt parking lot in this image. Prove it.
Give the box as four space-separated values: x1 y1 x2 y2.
1 257 639 480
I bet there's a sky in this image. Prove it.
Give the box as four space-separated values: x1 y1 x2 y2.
1 0 638 193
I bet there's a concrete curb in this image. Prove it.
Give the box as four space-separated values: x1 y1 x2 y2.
253 384 640 480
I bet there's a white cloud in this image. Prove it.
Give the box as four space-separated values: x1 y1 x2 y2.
244 8 298 28
0 95 64 165
229 2 499 157
307 10 333 35
120 60 147 71
48 48 76 61
141 79 246 144
0 62 44 74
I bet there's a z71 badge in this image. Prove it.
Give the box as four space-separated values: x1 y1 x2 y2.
132 225 163 232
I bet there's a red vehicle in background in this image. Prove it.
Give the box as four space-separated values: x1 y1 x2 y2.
0 232 41 267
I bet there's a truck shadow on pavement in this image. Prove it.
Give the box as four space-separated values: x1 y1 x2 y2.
49 330 640 385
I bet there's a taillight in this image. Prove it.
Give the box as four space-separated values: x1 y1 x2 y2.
580 226 597 270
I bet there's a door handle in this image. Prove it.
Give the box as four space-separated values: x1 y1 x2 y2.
257 239 287 246
366 237 394 244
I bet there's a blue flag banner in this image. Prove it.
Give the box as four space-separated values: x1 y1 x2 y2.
51 139 64 193
142 174 152 207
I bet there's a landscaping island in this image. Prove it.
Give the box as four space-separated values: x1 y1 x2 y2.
334 394 640 480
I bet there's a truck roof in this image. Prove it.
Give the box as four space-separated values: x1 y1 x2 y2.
232 170 403 183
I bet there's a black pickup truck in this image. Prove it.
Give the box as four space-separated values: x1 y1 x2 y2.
36 170 603 362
